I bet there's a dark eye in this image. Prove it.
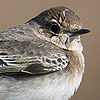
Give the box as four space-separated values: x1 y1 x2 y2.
50 24 60 33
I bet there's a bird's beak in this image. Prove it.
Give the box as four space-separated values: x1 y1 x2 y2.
70 29 90 36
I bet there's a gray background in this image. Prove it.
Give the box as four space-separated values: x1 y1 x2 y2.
0 0 100 100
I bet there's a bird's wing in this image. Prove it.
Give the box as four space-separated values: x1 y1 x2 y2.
0 28 69 74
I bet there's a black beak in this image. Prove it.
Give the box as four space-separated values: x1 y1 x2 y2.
71 29 90 36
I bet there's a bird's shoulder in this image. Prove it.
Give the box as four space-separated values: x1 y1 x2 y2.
0 27 69 75
0 23 39 41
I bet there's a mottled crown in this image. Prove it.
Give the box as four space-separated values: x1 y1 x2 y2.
31 6 82 32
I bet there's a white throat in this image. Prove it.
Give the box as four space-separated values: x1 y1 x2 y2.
67 37 83 52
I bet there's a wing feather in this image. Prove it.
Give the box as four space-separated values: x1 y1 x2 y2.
0 27 69 75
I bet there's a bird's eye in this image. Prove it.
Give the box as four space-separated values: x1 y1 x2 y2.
50 24 60 34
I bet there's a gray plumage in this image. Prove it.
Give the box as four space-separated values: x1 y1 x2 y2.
0 6 90 100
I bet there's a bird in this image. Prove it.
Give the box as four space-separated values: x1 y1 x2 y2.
0 6 90 100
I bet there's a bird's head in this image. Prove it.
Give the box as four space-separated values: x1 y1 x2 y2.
28 6 90 52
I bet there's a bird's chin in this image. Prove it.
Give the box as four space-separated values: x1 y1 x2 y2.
66 37 83 52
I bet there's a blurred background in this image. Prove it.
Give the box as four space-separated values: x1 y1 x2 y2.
0 0 99 100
